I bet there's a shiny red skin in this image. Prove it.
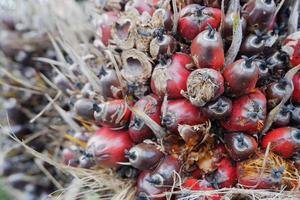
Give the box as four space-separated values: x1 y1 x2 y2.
98 12 118 46
94 99 131 129
178 4 221 41
125 0 154 16
86 128 133 168
292 73 300 104
151 53 193 99
242 0 276 30
136 170 166 200
261 127 300 158
223 59 259 96
224 133 258 161
151 156 182 186
162 99 208 133
282 31 300 67
209 157 237 188
181 179 221 200
129 95 161 143
191 29 224 70
221 90 267 134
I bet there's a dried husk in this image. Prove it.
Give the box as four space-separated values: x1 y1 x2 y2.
121 49 152 85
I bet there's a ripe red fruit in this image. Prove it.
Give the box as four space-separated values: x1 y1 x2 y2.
224 133 258 161
149 31 176 59
254 59 269 80
136 170 166 200
181 179 221 200
94 99 131 129
178 4 221 41
261 127 300 158
205 157 237 188
266 50 289 75
282 31 300 67
240 32 266 56
161 99 208 134
151 53 193 99
242 0 276 31
125 0 154 16
98 11 118 46
266 79 292 108
203 97 232 119
86 128 133 168
221 90 267 134
125 143 164 170
182 68 224 107
129 95 161 143
292 73 300 104
191 26 224 70
98 67 123 99
223 56 259 96
148 156 182 186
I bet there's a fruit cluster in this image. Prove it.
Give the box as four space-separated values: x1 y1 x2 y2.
1 0 300 199
61 0 300 199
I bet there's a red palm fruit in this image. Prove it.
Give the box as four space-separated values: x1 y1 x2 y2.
180 179 222 200
161 99 208 134
203 97 232 119
125 143 164 170
237 151 299 190
224 132 258 161
178 4 221 41
94 99 131 129
242 0 276 31
254 59 269 80
98 67 123 99
221 90 267 134
149 31 176 59
282 31 300 67
125 0 154 16
292 73 300 104
129 95 161 143
98 11 118 46
151 53 193 99
205 157 237 188
223 56 259 96
148 156 182 186
86 128 133 168
240 32 266 56
266 50 289 75
266 79 292 108
261 127 300 158
182 68 224 107
191 26 224 70
182 178 202 190
136 170 166 200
